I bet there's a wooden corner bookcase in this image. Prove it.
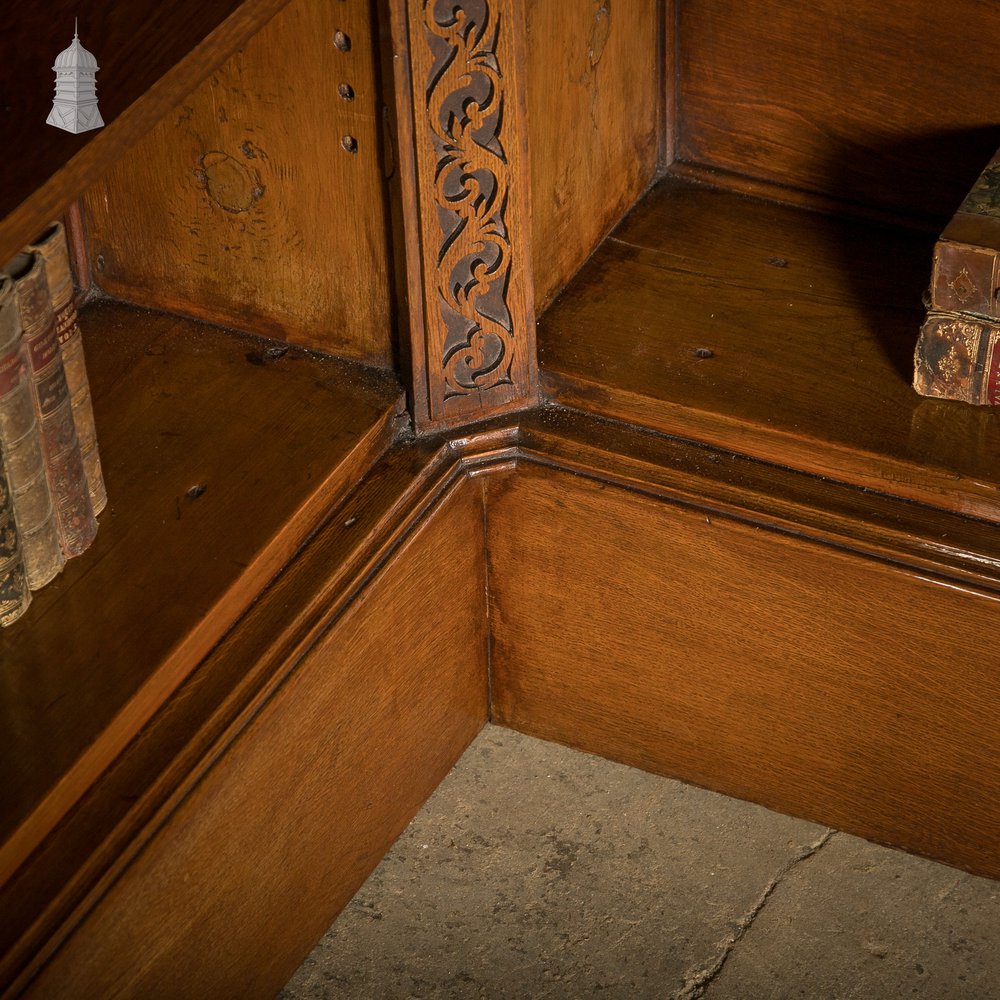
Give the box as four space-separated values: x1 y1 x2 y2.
3 1 1000 996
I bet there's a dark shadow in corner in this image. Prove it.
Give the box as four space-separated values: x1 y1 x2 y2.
824 126 1000 385
823 126 1000 473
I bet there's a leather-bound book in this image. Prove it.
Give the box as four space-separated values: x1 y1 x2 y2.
915 146 1000 403
30 222 107 515
1 253 97 558
0 275 65 588
914 312 1000 405
0 450 31 626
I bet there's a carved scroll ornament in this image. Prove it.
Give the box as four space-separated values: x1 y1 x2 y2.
402 0 536 428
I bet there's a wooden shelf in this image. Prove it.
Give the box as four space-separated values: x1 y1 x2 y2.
0 301 402 883
538 175 1000 522
0 0 289 264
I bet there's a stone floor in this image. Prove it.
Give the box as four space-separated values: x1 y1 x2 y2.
281 726 1000 1000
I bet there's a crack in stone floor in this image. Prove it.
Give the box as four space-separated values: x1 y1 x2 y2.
673 829 835 1000
282 726 1000 1000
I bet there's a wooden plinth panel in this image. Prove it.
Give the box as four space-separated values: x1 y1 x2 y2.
487 461 1000 880
20 477 488 1000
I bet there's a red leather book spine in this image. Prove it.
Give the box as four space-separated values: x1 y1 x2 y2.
0 273 64 588
2 253 96 558
0 443 30 625
30 222 107 515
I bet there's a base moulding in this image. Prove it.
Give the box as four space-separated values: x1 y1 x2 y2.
5 407 1000 998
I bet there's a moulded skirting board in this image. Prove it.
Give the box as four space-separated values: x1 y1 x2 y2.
3 431 508 999
7 407 1000 998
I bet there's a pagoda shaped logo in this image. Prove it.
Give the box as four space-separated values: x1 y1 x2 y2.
46 21 104 134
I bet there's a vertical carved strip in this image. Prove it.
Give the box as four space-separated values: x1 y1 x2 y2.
391 0 537 430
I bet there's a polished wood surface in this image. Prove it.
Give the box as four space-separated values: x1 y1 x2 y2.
0 432 465 995
525 0 661 310
83 0 395 365
20 476 488 1000
538 175 1000 523
0 0 290 266
487 445 1000 880
0 300 402 890
677 0 1000 222
390 0 538 431
8 404 1000 991
661 0 677 167
9 5 1000 994
516 408 1000 594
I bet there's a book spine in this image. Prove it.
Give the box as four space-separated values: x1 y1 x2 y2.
913 311 1000 405
30 222 107 515
930 241 1000 319
2 253 97 557
0 275 65 588
0 450 30 626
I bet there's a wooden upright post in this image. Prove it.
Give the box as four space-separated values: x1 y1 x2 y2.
389 0 538 433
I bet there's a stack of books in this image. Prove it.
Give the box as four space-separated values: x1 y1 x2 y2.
0 221 106 626
915 144 1000 405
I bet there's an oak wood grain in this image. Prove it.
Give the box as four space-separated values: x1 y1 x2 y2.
83 0 395 365
0 432 468 995
661 0 677 168
525 0 661 310
0 300 402 890
515 407 1000 596
8 402 1000 989
487 457 1000 880
0 0 290 267
391 0 538 431
538 176 1000 523
677 0 1000 222
20 476 487 1000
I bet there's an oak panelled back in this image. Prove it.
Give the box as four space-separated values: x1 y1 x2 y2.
525 0 661 311
84 0 396 365
677 0 1000 223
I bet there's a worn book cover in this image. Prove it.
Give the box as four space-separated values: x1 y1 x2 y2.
914 312 1000 405
0 452 30 626
0 274 65 589
916 146 1000 402
30 222 107 515
1 253 97 558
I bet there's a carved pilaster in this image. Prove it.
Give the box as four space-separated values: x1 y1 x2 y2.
390 0 537 431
